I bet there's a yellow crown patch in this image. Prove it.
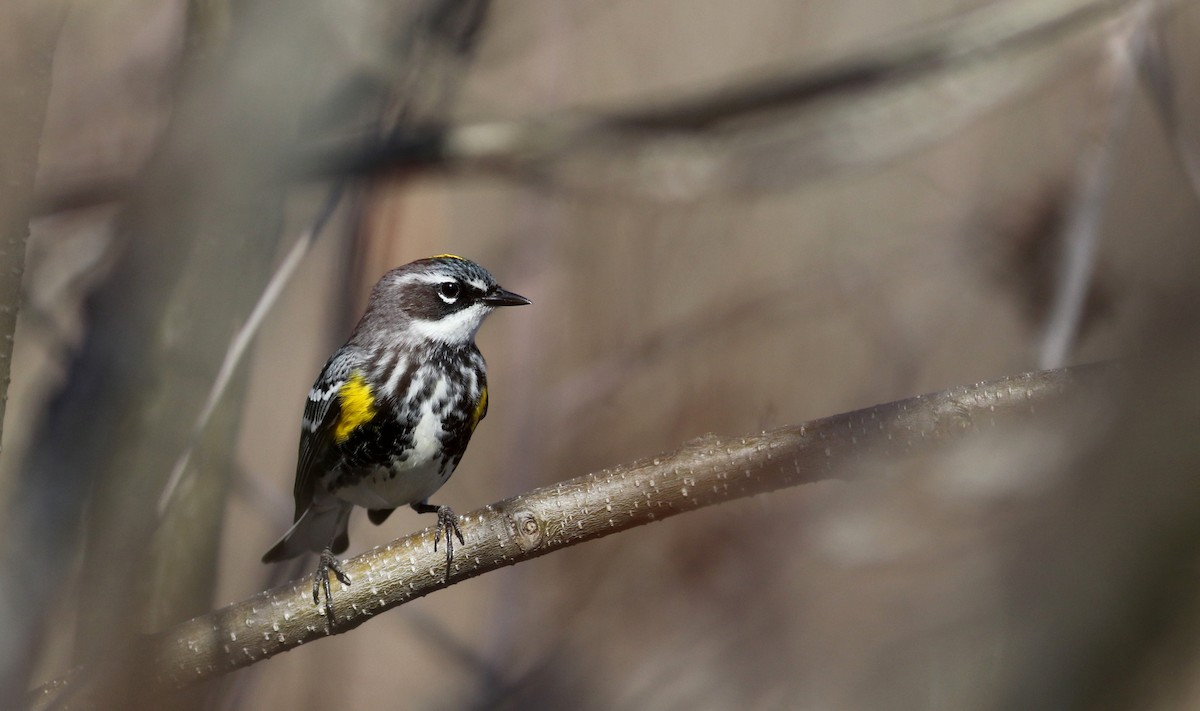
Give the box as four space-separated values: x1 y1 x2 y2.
431 253 464 261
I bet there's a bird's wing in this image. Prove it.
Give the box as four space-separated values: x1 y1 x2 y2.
292 348 360 521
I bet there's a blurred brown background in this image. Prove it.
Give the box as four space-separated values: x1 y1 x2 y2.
3 0 1200 709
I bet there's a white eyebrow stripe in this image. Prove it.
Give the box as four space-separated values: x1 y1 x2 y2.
467 278 486 291
391 273 453 287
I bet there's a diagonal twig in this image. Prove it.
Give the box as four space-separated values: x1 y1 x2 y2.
1038 1 1151 369
156 183 345 515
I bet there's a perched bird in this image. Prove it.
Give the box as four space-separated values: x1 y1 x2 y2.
262 255 529 617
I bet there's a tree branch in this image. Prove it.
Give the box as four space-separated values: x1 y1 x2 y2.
28 366 1103 706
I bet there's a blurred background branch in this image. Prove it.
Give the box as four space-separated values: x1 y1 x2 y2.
1038 1 1152 369
0 0 67 454
298 0 1157 197
30 0 1162 214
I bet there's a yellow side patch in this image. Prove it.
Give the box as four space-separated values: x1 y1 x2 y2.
469 385 488 431
432 253 464 261
334 372 377 443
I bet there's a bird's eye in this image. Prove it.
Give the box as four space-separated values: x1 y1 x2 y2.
438 282 461 302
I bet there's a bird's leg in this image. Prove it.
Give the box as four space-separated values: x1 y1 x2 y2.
313 546 352 622
412 501 464 583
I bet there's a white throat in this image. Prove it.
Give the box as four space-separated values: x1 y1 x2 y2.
409 303 491 345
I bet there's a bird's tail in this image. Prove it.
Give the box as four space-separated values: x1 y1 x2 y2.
262 502 352 563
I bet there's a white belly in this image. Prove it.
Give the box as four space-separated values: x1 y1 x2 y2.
334 456 451 509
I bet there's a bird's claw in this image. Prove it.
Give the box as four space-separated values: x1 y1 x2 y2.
313 547 351 622
433 506 464 583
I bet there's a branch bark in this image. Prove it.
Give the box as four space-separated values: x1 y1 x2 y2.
27 366 1104 707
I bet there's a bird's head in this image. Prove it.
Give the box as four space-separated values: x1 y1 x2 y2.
360 254 530 347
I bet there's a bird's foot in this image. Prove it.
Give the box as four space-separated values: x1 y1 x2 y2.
433 506 465 583
313 547 352 622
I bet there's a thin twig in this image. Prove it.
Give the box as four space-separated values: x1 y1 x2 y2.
1038 1 1150 368
156 183 345 514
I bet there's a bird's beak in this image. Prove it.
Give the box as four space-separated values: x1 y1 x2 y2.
482 286 531 307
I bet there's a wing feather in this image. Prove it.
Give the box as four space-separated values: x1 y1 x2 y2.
291 348 360 520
